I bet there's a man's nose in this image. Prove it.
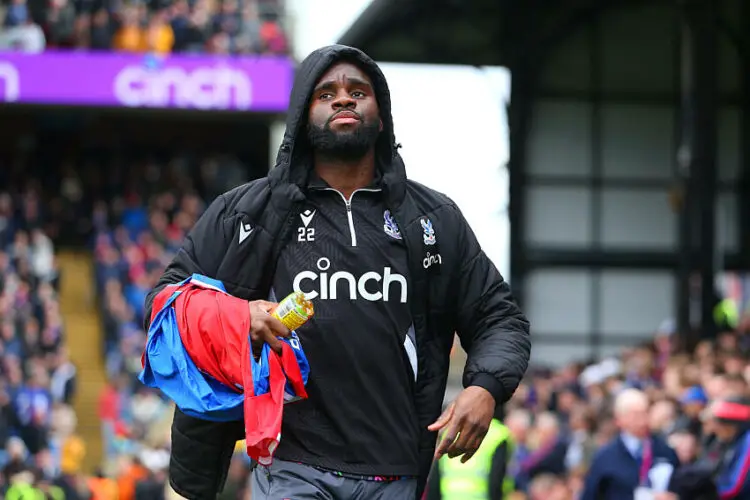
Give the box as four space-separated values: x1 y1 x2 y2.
332 91 355 108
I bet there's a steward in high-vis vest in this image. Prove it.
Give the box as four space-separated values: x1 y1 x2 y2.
425 413 514 500
5 483 44 500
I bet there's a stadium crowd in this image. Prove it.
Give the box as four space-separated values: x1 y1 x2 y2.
0 155 255 499
0 0 289 54
0 183 84 499
91 152 253 499
494 311 750 500
2 153 750 499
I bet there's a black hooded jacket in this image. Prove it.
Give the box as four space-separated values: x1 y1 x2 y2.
145 44 531 496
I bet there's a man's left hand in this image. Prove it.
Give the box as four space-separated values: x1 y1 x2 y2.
428 386 495 463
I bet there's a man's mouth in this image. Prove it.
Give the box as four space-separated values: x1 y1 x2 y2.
329 111 361 124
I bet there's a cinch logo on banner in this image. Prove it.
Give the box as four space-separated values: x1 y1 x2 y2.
113 65 252 109
0 51 293 112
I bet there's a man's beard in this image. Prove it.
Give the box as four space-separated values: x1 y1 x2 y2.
306 118 381 161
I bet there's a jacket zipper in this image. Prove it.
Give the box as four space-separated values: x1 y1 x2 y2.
323 187 381 247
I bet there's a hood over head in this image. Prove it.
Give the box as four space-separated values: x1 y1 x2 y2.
269 45 406 204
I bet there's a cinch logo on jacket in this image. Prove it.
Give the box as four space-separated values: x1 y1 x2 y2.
292 257 407 303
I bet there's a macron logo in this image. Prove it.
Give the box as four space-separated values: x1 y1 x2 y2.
300 209 316 228
239 222 253 244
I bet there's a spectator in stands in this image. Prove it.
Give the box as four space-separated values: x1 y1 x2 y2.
49 348 77 406
2 437 27 484
44 0 76 47
211 0 241 44
2 0 290 54
0 15 45 52
49 405 87 497
145 8 174 54
516 413 568 487
235 1 261 53
676 385 708 437
563 406 597 471
172 2 209 52
90 7 113 50
667 428 699 465
700 397 750 498
506 408 532 491
5 469 41 499
581 389 679 500
4 0 29 27
206 29 230 54
14 364 52 456
87 470 119 500
258 13 285 53
113 5 145 52
0 194 14 247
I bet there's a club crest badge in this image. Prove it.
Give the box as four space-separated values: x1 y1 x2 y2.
421 218 436 246
383 210 402 240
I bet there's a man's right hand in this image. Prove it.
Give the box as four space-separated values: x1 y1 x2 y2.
248 300 291 357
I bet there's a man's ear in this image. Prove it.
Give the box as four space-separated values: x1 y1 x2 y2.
379 119 383 131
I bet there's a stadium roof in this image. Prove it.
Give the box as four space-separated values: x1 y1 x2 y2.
338 0 606 66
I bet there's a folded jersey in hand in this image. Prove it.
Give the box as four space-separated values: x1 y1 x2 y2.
138 273 310 464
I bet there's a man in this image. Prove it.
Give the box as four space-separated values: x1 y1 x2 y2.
425 405 513 499
581 389 679 500
565 406 597 472
517 412 567 484
505 408 532 484
706 373 731 401
687 397 750 498
666 428 699 465
144 44 531 500
649 398 678 438
666 397 750 500
675 386 708 438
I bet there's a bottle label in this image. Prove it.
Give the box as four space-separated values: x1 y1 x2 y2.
272 294 310 331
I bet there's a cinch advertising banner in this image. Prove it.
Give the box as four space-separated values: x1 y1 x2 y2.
0 51 293 112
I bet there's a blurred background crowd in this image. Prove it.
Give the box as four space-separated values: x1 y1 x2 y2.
0 0 289 54
0 154 258 499
498 319 750 500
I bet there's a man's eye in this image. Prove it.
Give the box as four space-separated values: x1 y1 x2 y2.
352 91 365 98
319 93 333 100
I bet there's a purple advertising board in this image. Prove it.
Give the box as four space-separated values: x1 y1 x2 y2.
0 51 294 112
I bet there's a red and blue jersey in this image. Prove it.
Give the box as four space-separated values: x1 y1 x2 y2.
138 274 309 465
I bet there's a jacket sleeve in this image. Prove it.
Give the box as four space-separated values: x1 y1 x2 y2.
452 205 531 404
144 195 233 330
580 448 606 500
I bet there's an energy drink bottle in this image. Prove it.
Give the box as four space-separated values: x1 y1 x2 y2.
271 291 314 331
